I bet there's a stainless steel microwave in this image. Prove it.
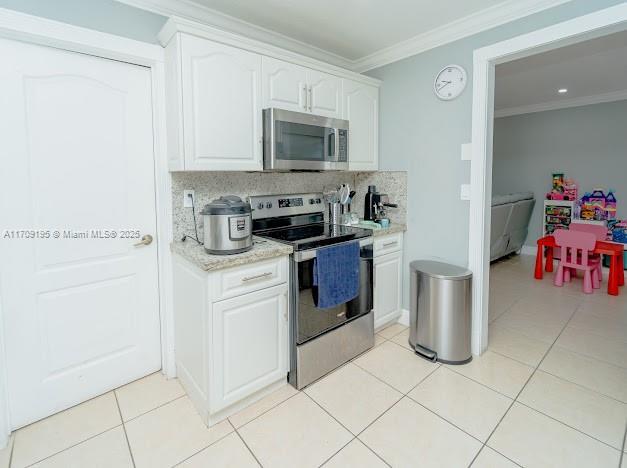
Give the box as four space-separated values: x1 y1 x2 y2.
263 108 349 171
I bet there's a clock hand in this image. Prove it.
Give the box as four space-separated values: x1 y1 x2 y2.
438 80 452 90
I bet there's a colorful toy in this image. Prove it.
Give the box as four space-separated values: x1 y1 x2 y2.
606 190 617 220
546 173 578 201
612 221 627 244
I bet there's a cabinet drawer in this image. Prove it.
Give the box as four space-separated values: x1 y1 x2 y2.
210 256 288 301
374 233 403 256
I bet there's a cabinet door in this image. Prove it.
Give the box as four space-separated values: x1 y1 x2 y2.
180 35 262 170
262 57 308 113
211 284 288 412
373 251 402 329
344 80 379 171
307 70 342 118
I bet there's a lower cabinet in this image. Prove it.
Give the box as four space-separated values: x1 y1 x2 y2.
373 233 404 329
211 284 288 412
172 254 289 426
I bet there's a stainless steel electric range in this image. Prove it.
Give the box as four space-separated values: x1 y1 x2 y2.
249 193 374 389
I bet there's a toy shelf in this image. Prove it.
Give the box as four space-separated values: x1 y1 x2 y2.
543 200 574 235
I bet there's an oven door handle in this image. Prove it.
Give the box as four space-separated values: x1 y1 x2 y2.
293 237 373 262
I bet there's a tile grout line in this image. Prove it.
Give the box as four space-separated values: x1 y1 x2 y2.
619 421 627 468
514 400 624 452
122 394 188 425
114 391 136 468
21 424 123 468
229 389 301 431
231 420 265 468
171 428 236 467
468 297 584 467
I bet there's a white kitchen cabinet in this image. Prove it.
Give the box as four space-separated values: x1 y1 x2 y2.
160 18 381 171
308 69 343 118
261 57 342 118
165 33 263 171
262 57 308 113
344 80 379 171
211 285 288 412
172 255 289 426
373 233 403 329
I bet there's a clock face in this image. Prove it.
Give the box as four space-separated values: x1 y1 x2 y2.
434 65 467 100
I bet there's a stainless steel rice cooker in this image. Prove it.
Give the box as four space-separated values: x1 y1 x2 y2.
201 196 252 255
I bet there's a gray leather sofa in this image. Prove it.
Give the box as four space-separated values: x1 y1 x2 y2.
490 192 536 261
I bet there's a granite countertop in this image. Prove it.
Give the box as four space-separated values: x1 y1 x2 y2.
356 223 407 237
171 236 293 272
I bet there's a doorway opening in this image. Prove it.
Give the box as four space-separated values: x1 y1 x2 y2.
468 3 627 355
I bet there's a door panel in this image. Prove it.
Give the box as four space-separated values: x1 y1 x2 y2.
307 70 342 118
262 57 308 112
374 252 402 329
344 80 379 171
0 38 161 428
181 35 262 170
211 284 288 411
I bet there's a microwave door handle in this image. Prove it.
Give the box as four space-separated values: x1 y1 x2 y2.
328 129 336 161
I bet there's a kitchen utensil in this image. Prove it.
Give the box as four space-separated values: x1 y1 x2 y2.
201 196 252 255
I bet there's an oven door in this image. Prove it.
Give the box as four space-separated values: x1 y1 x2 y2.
291 242 373 346
264 108 348 171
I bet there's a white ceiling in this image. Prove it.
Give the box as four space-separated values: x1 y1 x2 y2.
120 0 571 70
187 0 506 60
495 29 627 114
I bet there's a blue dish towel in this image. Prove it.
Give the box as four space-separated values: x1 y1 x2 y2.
313 241 360 309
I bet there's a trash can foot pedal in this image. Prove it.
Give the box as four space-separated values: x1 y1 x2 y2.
413 343 437 362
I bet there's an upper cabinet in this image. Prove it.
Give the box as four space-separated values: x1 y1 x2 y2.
165 34 263 171
344 79 379 171
307 70 343 118
160 19 380 171
262 58 342 118
261 57 308 113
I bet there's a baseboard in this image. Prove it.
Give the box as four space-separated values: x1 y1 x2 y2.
398 309 409 327
520 246 536 256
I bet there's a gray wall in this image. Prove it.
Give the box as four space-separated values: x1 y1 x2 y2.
0 0 166 43
366 0 623 309
493 100 627 247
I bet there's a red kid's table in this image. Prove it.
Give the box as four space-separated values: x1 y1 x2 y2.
535 235 625 296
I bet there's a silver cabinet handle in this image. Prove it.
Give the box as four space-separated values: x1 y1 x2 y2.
134 234 153 247
241 271 272 282
382 241 397 247
308 86 312 111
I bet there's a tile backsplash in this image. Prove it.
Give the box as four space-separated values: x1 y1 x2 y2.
171 171 407 240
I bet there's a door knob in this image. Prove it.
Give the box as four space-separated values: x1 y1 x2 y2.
134 234 153 247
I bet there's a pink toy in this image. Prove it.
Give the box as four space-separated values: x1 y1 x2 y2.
554 230 602 294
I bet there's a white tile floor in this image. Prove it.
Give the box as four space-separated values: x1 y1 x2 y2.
1 253 626 467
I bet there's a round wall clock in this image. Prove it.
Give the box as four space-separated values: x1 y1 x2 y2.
434 64 467 100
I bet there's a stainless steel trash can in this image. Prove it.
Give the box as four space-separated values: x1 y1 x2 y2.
409 260 472 364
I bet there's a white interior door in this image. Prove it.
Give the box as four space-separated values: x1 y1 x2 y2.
0 38 161 429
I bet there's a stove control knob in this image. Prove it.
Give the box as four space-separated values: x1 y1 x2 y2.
316 198 322 204
266 202 273 209
257 202 264 210
309 198 315 204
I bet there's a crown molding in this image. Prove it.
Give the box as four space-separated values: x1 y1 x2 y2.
494 89 627 118
351 0 573 72
158 16 381 86
116 0 353 69
117 0 572 73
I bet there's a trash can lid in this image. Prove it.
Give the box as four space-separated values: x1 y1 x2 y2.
410 260 472 280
